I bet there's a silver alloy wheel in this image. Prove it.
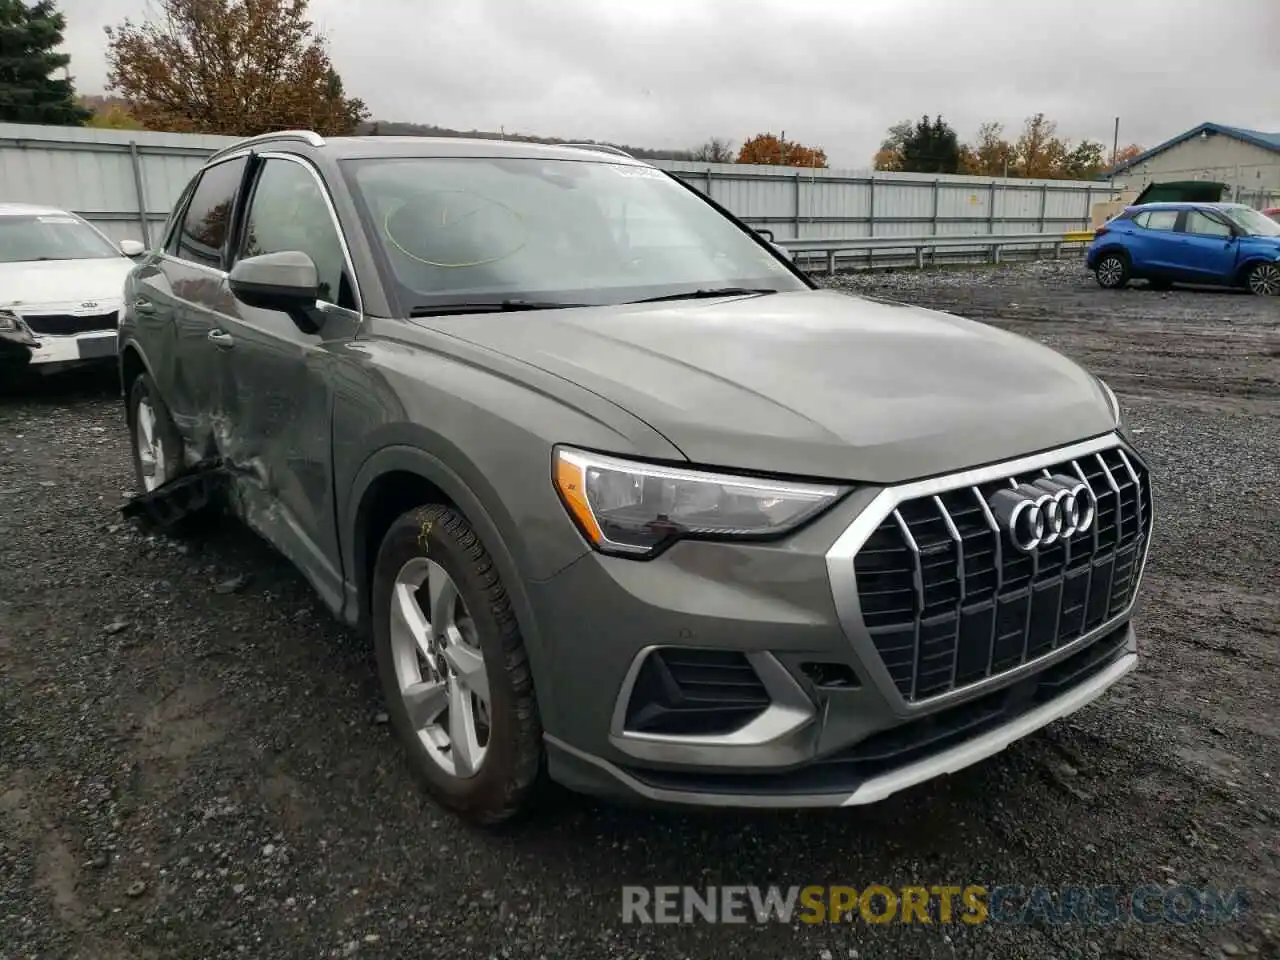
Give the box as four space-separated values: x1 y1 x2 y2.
135 396 166 493
389 556 491 778
1248 262 1280 296
1097 257 1124 287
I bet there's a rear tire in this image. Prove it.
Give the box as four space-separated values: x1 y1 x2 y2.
1246 261 1280 296
372 504 543 825
127 372 182 495
1094 253 1130 290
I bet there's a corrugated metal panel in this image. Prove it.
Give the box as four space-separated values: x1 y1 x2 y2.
874 181 931 222
938 184 991 221
1044 188 1089 221
139 153 208 214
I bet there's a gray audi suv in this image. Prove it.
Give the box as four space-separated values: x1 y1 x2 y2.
118 131 1152 823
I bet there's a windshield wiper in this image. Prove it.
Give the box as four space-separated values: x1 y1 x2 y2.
409 299 588 317
628 287 779 304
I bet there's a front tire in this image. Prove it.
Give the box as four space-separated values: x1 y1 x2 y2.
1247 261 1280 296
1094 253 1130 290
372 505 543 824
127 372 182 495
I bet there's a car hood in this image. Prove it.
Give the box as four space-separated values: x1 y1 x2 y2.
420 289 1118 484
0 258 134 310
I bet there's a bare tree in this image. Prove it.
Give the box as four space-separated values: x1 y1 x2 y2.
690 137 736 163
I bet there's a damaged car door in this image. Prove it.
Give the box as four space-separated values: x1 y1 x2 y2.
143 156 250 450
210 153 361 611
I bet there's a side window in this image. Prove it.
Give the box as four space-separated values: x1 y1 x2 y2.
1136 210 1178 232
173 158 247 269
162 179 198 256
1182 210 1233 238
238 158 356 310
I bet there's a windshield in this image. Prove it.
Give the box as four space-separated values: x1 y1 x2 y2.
1223 206 1280 237
0 214 123 263
341 156 807 310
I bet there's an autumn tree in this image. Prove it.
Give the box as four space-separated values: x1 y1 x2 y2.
737 133 827 168
899 115 962 174
872 119 914 171
82 97 146 130
1013 113 1071 178
1112 143 1145 167
0 0 90 125
104 0 368 136
1057 139 1106 180
690 136 735 163
962 121 1016 176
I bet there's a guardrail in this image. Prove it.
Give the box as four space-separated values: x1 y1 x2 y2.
773 230 1097 274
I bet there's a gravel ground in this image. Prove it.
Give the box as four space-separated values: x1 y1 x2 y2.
2 260 1278 960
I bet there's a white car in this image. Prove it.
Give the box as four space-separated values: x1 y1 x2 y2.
0 203 145 376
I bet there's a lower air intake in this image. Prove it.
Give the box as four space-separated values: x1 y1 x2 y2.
623 648 771 737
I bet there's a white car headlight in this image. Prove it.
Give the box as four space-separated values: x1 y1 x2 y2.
553 446 849 558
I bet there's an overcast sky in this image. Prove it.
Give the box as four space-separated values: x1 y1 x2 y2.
58 0 1280 168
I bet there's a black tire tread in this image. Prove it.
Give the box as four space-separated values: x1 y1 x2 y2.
1248 261 1278 296
380 504 543 825
126 372 184 496
1095 251 1130 290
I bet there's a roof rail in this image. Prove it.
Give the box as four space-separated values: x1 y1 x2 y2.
208 129 325 161
562 142 634 159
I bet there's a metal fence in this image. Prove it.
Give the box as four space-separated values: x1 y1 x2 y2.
779 230 1096 273
661 160 1107 242
0 121 1113 250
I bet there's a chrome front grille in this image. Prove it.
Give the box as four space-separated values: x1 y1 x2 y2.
849 442 1152 704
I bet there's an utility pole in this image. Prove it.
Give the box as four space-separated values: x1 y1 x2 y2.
1110 117 1120 192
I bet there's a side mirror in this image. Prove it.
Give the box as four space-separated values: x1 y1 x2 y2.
229 251 319 313
756 228 776 243
119 239 145 257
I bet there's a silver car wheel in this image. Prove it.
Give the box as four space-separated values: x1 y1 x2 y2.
135 396 166 493
389 556 490 778
1248 263 1280 296
1096 257 1125 288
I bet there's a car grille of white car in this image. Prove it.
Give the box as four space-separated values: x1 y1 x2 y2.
21 311 119 336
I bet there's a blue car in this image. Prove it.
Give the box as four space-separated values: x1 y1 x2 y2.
1086 202 1280 296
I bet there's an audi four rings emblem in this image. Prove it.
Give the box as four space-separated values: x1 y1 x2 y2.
988 475 1098 552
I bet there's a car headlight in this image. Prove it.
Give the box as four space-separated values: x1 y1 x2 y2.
553 446 849 558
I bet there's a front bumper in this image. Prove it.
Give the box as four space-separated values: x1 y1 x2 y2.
25 330 118 367
531 431 1151 808
2 301 122 369
548 627 1136 807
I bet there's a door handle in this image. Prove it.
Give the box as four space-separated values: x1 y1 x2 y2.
207 329 235 349
134 298 156 315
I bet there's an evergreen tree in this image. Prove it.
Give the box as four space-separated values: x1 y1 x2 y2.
900 115 962 174
0 1 90 125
